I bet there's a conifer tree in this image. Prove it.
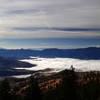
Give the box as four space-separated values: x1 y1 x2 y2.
58 66 78 100
0 79 11 100
24 76 42 100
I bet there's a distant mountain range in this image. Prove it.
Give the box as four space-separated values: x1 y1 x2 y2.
0 47 100 59
0 47 100 77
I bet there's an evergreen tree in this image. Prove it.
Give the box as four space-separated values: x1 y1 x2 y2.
24 76 42 100
0 79 11 100
58 67 78 100
80 80 100 100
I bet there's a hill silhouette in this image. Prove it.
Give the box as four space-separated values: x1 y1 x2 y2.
0 47 100 59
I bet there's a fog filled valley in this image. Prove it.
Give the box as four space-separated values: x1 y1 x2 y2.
0 47 100 77
0 48 100 100
19 57 100 72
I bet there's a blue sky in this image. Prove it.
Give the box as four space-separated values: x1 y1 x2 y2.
0 0 100 48
0 37 100 49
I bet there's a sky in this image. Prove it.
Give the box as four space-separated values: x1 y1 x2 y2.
0 0 100 48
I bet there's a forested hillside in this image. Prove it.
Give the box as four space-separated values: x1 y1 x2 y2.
1 68 100 100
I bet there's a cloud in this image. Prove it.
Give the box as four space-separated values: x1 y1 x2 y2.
12 27 100 32
0 0 100 39
16 58 100 72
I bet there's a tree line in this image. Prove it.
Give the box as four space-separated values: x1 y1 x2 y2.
1 68 100 100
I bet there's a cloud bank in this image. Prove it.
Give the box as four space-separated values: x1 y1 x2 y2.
0 0 100 38
16 57 100 72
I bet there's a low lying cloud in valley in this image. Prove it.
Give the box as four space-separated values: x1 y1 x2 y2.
15 57 100 72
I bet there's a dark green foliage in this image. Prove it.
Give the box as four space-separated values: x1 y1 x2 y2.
58 69 78 100
0 79 11 100
43 68 78 100
79 80 100 100
24 76 42 100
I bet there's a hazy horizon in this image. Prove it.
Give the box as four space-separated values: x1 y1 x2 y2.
0 0 100 48
0 36 100 49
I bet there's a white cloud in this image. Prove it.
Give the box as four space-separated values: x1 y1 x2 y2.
0 0 100 38
16 57 100 72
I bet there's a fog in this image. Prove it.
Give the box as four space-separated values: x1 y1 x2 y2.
15 57 100 72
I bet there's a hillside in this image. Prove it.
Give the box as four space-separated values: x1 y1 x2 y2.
0 56 36 77
1 69 100 100
0 56 35 68
0 47 100 59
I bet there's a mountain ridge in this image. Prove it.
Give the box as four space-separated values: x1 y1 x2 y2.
0 47 100 59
